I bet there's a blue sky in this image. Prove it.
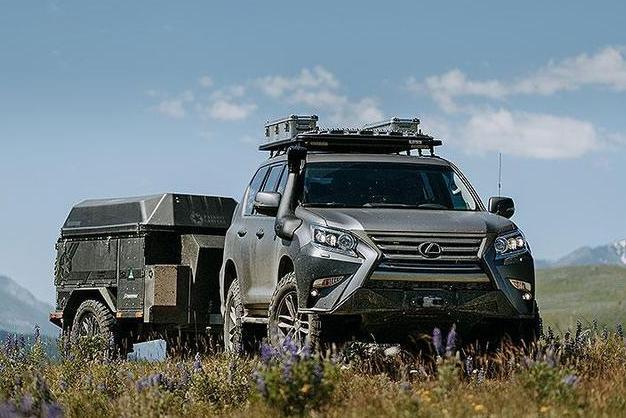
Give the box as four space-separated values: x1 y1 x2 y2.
1 1 625 302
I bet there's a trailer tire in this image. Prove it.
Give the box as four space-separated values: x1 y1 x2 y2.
268 272 321 352
70 299 120 352
223 280 245 355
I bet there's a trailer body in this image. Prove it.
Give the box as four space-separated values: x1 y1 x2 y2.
51 193 236 338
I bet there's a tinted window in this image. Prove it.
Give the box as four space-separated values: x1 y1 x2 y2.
301 162 477 211
262 164 284 192
277 165 288 195
244 166 269 215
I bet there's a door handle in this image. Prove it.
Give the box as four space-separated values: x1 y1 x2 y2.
256 229 265 239
237 229 247 237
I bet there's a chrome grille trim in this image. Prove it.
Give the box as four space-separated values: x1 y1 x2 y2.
368 231 486 273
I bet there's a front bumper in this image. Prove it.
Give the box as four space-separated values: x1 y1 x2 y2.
295 232 536 321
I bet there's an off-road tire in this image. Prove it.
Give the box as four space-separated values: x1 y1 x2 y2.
223 280 245 355
70 299 119 351
268 272 321 352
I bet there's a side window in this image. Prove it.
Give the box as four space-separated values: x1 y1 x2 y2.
277 164 288 195
262 164 284 192
244 166 269 216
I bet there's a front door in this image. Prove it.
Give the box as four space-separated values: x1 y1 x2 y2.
249 163 287 307
236 165 270 305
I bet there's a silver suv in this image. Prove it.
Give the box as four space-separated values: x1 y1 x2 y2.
220 116 540 352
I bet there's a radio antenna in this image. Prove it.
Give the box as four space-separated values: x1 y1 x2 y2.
498 152 502 197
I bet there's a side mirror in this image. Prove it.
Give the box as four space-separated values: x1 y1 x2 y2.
254 191 281 216
489 196 515 219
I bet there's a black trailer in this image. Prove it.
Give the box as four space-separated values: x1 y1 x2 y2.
50 193 237 348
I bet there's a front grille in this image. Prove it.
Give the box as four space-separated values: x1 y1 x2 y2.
368 231 485 274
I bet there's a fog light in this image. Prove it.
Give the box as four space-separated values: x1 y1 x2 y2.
310 289 320 297
312 275 345 289
522 292 533 301
509 279 532 292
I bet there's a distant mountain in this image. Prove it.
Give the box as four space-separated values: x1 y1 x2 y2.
0 275 58 336
538 239 626 268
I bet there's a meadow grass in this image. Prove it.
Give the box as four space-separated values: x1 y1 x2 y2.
536 265 626 330
1 324 625 417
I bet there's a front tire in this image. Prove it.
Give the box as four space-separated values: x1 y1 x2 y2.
268 272 321 351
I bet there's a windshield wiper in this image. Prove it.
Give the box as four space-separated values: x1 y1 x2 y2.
303 202 349 208
362 203 418 208
417 203 449 210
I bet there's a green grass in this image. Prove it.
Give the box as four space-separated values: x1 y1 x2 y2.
536 265 626 331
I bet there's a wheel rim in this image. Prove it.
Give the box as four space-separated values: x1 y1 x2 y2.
78 312 100 337
276 290 310 349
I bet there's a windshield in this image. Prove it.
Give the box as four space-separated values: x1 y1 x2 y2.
300 162 478 210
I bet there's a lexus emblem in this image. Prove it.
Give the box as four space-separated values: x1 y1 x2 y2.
418 242 443 258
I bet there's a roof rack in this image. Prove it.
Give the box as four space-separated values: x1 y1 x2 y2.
260 115 442 156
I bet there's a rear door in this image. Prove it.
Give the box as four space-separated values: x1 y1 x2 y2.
249 163 287 306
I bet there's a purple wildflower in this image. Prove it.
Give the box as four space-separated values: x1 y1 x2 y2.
18 395 34 415
42 402 64 418
282 359 293 382
464 355 474 376
432 328 444 356
282 337 298 358
0 401 17 417
562 374 579 386
193 352 203 373
260 343 278 364
300 344 312 360
445 325 457 357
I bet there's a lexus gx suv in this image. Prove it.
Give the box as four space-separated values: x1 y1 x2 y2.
220 115 540 352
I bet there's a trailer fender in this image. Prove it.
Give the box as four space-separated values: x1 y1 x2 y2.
59 288 117 327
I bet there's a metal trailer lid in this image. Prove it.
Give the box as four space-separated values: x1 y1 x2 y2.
61 193 237 237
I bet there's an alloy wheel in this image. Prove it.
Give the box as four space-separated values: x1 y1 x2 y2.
276 290 310 349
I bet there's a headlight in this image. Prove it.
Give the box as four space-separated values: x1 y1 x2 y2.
312 225 358 257
494 230 529 258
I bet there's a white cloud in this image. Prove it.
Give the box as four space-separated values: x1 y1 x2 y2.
204 100 257 121
198 75 213 88
461 109 602 159
257 66 339 97
153 90 194 119
411 46 626 112
257 67 383 126
155 99 186 118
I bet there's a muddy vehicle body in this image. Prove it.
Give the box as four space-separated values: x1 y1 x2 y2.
50 193 236 349
221 116 541 351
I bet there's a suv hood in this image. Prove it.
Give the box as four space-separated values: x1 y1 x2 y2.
301 207 516 235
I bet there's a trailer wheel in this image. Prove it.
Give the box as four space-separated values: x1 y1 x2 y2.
70 299 119 349
268 272 321 352
223 280 245 354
